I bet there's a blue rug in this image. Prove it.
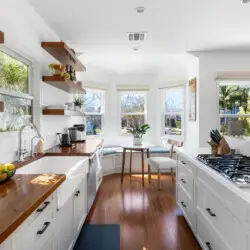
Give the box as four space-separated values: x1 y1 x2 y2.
74 224 120 250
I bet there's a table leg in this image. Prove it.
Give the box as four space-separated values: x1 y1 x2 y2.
147 149 151 183
121 148 126 184
129 150 132 177
141 149 145 187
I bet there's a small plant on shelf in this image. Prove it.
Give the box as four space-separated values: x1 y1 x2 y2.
127 124 150 145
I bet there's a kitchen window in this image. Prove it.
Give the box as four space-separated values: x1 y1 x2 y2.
84 88 105 136
162 86 184 136
0 47 33 132
218 82 250 137
119 91 147 134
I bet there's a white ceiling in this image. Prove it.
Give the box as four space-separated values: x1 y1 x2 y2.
28 0 250 74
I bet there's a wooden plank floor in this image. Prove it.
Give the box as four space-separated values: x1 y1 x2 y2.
86 174 201 250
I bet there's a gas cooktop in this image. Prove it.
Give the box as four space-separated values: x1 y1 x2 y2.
197 154 250 188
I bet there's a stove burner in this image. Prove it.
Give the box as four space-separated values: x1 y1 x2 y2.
196 154 250 188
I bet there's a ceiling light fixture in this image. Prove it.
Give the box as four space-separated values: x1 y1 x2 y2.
242 0 250 3
135 6 145 14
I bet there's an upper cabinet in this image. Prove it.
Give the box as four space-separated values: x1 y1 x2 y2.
0 31 4 44
41 42 86 72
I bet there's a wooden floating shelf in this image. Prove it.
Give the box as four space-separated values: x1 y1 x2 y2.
41 41 86 72
42 76 86 94
43 109 84 116
0 31 4 44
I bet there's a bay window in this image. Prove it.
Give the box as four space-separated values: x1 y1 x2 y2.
162 86 184 136
84 88 105 136
119 91 147 134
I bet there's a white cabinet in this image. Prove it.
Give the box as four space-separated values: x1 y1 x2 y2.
177 151 249 250
73 177 87 238
0 237 12 250
14 194 56 250
56 196 74 250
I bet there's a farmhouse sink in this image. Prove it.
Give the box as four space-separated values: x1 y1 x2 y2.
16 156 89 208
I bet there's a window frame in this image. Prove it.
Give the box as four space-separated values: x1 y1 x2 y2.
0 45 36 133
118 90 148 135
217 80 250 137
161 85 185 138
84 88 105 137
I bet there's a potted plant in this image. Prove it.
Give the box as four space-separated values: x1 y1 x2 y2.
127 124 150 145
73 95 84 112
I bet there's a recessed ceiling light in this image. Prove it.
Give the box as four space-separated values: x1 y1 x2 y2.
135 6 145 14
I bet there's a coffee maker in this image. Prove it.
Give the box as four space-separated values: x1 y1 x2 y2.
73 124 86 142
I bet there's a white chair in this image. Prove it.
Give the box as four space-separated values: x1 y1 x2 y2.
148 139 183 190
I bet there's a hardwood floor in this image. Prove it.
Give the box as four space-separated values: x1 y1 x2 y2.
86 174 201 250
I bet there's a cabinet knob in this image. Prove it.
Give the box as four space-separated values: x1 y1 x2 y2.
206 208 216 217
181 161 186 165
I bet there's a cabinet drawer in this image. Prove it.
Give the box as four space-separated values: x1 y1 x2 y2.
178 155 194 173
197 179 243 250
14 194 56 250
177 161 193 200
197 210 231 250
177 184 195 231
197 167 247 224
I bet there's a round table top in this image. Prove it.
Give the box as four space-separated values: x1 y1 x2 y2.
120 143 155 150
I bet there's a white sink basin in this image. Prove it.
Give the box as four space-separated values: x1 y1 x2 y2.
17 156 89 208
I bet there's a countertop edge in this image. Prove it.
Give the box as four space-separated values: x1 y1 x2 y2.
0 174 66 244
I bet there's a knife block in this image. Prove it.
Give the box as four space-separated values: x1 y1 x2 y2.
208 137 231 155
217 137 231 154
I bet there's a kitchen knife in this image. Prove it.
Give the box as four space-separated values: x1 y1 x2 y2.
210 132 220 145
211 130 221 143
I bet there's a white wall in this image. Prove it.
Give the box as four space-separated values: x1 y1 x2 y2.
186 51 250 155
0 0 83 163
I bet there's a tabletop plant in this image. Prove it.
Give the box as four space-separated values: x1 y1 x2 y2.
127 124 150 145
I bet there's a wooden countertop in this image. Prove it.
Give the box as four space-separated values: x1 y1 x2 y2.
46 139 103 156
0 174 66 244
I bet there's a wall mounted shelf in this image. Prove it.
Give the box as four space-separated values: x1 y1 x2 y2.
41 41 86 71
0 31 4 44
42 76 86 94
43 109 84 116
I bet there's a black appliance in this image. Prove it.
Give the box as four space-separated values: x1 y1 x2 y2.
57 132 71 147
197 154 250 188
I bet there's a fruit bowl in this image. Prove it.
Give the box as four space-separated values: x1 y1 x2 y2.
0 164 16 184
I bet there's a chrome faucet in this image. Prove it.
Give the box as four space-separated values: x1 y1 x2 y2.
17 122 43 162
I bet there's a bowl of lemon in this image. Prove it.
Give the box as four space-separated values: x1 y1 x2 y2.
0 163 16 183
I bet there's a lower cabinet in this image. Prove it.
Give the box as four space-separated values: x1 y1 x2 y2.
73 177 88 239
56 196 74 250
57 177 88 250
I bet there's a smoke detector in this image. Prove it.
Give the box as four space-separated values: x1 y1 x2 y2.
135 6 145 13
242 0 250 3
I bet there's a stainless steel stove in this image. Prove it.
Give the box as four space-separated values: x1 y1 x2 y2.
197 154 250 188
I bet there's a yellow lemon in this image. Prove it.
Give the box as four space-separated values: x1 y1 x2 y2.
0 164 6 173
0 173 7 181
5 163 15 171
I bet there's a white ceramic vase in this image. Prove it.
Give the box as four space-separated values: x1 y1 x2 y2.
133 137 142 145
